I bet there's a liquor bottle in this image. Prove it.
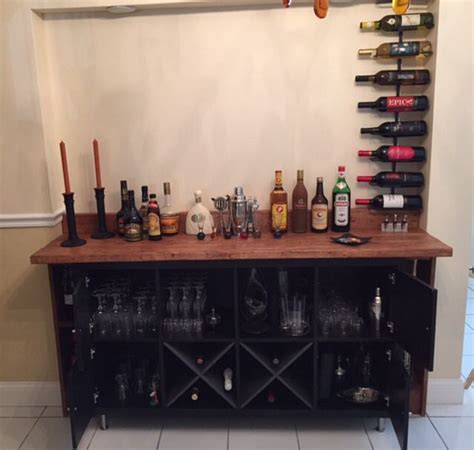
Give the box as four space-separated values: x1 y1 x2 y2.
190 387 200 401
357 172 424 188
270 170 288 232
139 186 149 237
116 180 129 236
311 177 329 233
361 121 427 138
358 41 432 58
223 368 233 392
291 170 308 233
195 355 204 366
360 13 435 32
358 146 426 162
356 195 423 209
160 182 180 236
332 166 351 233
124 190 143 242
358 96 429 113
185 190 214 235
267 390 276 404
147 193 162 241
355 70 430 86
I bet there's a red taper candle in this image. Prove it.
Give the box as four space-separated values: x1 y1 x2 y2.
59 141 71 193
93 139 102 188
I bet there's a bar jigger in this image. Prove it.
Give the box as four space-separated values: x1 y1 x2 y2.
212 196 230 237
230 186 248 238
92 187 115 239
61 192 86 247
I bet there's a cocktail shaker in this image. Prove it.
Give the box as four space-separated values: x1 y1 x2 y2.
230 186 248 236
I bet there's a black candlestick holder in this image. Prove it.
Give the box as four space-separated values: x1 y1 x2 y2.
91 187 115 239
61 192 86 247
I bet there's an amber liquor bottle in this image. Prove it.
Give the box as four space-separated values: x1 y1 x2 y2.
116 180 129 236
332 166 351 233
124 190 143 242
270 170 288 232
311 177 329 233
147 194 162 241
291 170 308 233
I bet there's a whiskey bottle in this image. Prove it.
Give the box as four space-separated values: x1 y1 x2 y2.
311 177 329 233
332 166 351 233
358 146 426 162
124 190 143 242
358 96 429 112
116 180 129 236
139 186 149 237
147 194 162 241
160 182 180 236
361 121 427 138
356 195 423 210
271 170 288 232
291 170 308 233
357 172 424 188
355 70 430 86
360 13 434 32
359 41 432 58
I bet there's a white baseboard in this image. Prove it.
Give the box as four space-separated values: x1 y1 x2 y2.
0 208 63 228
0 382 61 406
427 378 465 404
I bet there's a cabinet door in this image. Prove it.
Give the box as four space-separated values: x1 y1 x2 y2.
389 271 437 371
388 344 410 450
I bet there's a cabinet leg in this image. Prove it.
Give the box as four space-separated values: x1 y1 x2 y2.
100 414 108 430
376 418 385 433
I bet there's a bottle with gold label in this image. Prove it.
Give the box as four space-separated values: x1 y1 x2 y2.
311 178 328 233
148 193 162 241
160 182 180 236
291 170 308 233
270 170 288 232
124 190 143 242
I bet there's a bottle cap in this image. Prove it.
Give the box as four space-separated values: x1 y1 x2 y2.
297 170 304 181
358 49 376 57
194 190 202 203
317 177 323 182
163 182 171 195
338 166 345 172
150 193 157 199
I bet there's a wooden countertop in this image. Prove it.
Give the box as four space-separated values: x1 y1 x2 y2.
30 228 452 264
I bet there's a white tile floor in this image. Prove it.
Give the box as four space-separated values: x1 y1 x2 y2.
1 280 474 450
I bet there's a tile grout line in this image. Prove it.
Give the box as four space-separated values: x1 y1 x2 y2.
18 406 46 449
427 415 449 450
362 419 375 450
294 423 301 450
155 423 164 450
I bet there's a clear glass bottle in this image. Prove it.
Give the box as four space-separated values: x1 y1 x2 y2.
160 182 180 236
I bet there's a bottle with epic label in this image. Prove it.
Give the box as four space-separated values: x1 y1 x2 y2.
355 70 431 86
361 121 427 138
332 166 351 233
357 172 424 188
358 146 426 162
358 96 429 113
356 195 423 210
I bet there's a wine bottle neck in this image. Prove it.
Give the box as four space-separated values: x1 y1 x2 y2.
357 176 373 183
355 199 371 205
358 150 374 157
355 75 374 82
361 127 378 134
358 101 376 109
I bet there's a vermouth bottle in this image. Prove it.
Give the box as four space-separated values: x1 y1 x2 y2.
358 41 432 58
332 166 351 233
358 96 429 113
360 13 435 32
358 146 426 162
356 195 423 210
357 172 424 188
124 190 143 242
355 70 430 86
361 121 427 138
116 180 129 236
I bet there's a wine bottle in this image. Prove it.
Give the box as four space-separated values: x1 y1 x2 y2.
124 190 143 242
291 170 308 233
223 368 233 392
190 387 200 401
355 70 430 86
358 146 426 162
147 194 162 241
356 195 423 210
357 172 424 188
311 177 329 233
359 41 432 59
332 166 351 233
360 13 435 32
358 96 429 113
116 180 129 236
361 121 427 138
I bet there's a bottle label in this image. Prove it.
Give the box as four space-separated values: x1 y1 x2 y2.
401 14 421 27
118 217 125 235
125 223 143 241
148 212 161 237
387 96 415 112
397 73 416 81
383 195 404 209
272 203 288 230
334 194 350 226
385 173 402 180
161 215 180 235
390 42 420 57
293 198 307 210
312 204 328 230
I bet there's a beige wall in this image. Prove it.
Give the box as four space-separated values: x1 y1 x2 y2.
0 0 471 385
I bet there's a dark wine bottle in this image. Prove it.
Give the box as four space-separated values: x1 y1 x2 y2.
360 13 435 32
116 180 129 236
355 70 430 86
356 195 423 210
358 146 426 162
358 96 429 113
361 121 427 138
124 190 143 242
357 172 424 188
